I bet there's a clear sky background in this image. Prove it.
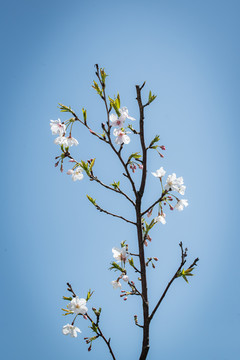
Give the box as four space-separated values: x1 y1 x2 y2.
1 0 240 359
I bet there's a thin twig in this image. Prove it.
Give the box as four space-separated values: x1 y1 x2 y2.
95 204 136 225
149 242 188 322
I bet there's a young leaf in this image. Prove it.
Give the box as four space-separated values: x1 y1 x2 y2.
109 261 124 272
87 195 96 206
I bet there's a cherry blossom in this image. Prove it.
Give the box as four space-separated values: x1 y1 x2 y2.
62 324 81 338
110 107 135 128
154 213 166 225
152 167 166 178
113 128 130 145
67 167 84 181
165 173 185 194
122 275 129 282
112 247 128 262
50 119 66 136
54 136 67 146
111 280 122 289
64 136 79 147
67 296 88 315
175 199 189 211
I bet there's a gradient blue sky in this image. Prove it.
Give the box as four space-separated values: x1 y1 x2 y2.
1 0 240 359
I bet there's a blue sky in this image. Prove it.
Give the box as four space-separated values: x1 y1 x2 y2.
1 0 240 359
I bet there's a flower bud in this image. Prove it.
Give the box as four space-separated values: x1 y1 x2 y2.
160 153 164 158
124 297 127 301
138 164 143 169
67 169 74 175
153 257 159 261
160 145 166 150
83 315 87 320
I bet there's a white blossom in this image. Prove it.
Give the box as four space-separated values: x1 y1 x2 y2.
179 185 186 196
152 167 166 178
122 275 129 282
112 247 128 262
64 136 79 147
154 213 166 225
67 297 88 315
54 136 67 146
111 280 122 289
175 199 188 211
110 107 135 128
62 324 81 338
165 173 185 194
113 128 130 145
50 119 66 136
71 167 84 181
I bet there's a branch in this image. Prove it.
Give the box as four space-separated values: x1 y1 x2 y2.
136 84 147 197
95 203 136 226
149 242 187 322
90 174 135 206
141 190 168 216
87 314 116 360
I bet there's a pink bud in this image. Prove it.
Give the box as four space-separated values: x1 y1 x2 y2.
138 164 143 169
164 202 166 205
160 153 164 158
67 169 74 175
147 209 153 218
144 240 148 246
124 297 127 301
69 159 75 162
147 235 152 241
153 257 159 261
170 205 174 211
83 315 88 320
89 129 95 134
55 161 59 167
168 196 172 199
131 281 135 285
160 145 166 150
60 164 63 173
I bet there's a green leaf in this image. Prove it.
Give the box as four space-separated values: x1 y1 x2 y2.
100 68 108 84
89 158 95 172
80 160 90 175
111 181 120 189
149 135 160 148
86 289 94 301
128 152 142 163
92 81 103 97
58 103 75 115
62 296 72 301
148 91 157 104
91 322 98 333
82 108 87 124
109 261 124 272
128 257 134 267
86 195 96 206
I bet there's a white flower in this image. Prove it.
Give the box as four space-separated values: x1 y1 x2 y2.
62 324 81 338
154 213 166 224
50 119 66 136
71 167 84 181
111 280 122 289
112 247 128 262
165 173 185 194
54 136 67 146
122 275 129 282
175 199 189 211
64 136 79 147
113 128 130 145
179 185 186 196
152 167 166 178
67 297 88 315
110 107 135 128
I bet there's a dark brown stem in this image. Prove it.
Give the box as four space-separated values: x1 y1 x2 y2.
91 174 135 206
95 204 136 226
141 190 168 217
149 242 187 322
135 84 150 360
87 314 116 360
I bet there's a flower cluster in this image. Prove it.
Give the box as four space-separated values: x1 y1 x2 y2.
151 167 188 224
110 245 129 290
50 119 78 148
62 296 88 338
110 107 135 145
